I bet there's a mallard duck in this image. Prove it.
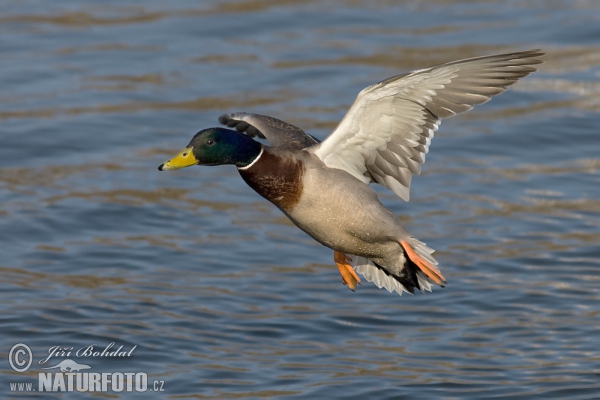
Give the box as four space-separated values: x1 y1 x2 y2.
159 50 543 296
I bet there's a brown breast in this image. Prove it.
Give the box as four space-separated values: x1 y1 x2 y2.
238 149 305 212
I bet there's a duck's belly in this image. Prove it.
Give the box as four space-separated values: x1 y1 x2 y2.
282 165 406 258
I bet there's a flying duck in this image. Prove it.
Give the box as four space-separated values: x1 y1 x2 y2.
158 50 543 296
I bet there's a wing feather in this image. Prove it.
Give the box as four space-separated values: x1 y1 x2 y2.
218 112 319 150
310 49 543 201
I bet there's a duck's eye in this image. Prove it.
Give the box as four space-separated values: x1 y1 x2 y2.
206 139 214 146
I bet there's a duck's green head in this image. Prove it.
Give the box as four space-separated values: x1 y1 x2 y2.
158 128 262 171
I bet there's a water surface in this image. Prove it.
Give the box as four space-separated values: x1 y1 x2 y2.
1 1 599 398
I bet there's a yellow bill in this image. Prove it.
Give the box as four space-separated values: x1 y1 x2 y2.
158 147 198 171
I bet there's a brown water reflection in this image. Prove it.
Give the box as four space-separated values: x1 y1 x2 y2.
0 95 287 120
0 266 127 289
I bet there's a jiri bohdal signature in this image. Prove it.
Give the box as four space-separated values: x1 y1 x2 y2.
39 343 137 365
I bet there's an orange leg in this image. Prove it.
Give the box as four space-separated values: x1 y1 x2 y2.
334 251 361 291
400 240 446 286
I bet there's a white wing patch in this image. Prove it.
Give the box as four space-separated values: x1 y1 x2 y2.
316 95 441 201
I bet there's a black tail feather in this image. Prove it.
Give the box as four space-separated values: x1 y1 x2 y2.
373 259 421 294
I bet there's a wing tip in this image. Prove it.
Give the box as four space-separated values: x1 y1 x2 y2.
218 112 251 125
217 114 230 124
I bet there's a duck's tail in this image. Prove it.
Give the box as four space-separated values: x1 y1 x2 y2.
351 238 446 296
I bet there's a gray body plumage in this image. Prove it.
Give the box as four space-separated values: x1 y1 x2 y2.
281 149 411 273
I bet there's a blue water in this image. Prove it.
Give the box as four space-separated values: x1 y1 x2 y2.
1 1 599 398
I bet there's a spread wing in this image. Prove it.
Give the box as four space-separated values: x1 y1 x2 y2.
219 112 320 150
309 49 544 201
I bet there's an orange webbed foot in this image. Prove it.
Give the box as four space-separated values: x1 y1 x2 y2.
334 251 361 291
400 240 446 286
